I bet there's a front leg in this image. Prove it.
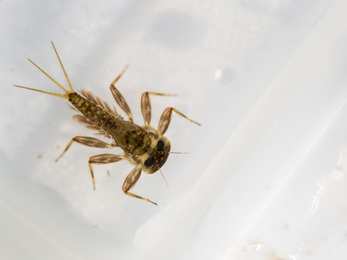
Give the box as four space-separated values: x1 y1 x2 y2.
122 166 157 205
141 92 177 125
158 107 201 135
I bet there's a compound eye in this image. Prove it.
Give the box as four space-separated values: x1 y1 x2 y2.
157 140 166 151
144 157 155 168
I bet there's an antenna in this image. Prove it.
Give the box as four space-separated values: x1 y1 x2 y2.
160 169 169 188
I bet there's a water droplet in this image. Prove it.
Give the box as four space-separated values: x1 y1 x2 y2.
329 168 344 180
289 253 299 260
215 69 222 78
252 243 263 251
307 183 324 217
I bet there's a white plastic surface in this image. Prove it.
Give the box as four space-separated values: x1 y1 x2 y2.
1 0 347 259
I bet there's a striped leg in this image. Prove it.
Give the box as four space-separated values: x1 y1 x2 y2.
56 136 113 162
158 107 201 135
140 92 177 125
122 166 157 205
109 66 133 122
88 154 124 189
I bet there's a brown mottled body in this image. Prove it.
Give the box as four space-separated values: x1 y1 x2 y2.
70 91 157 167
70 92 122 140
14 42 200 205
71 93 117 132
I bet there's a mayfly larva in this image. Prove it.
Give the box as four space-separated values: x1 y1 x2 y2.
14 42 200 205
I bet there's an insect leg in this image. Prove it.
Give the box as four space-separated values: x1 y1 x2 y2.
109 66 134 122
122 167 157 205
56 136 113 162
88 154 124 189
158 107 201 135
141 92 177 125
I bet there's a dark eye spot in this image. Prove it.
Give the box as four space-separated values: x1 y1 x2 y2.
157 140 165 151
144 157 155 168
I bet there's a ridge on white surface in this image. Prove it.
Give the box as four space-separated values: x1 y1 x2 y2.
139 0 347 259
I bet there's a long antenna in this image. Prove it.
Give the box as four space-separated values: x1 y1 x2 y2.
159 169 169 188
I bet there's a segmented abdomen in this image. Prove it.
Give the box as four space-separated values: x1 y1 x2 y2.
69 92 118 137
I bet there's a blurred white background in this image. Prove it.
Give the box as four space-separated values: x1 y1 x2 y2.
1 0 347 259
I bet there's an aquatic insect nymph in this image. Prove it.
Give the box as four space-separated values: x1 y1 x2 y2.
14 42 200 205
